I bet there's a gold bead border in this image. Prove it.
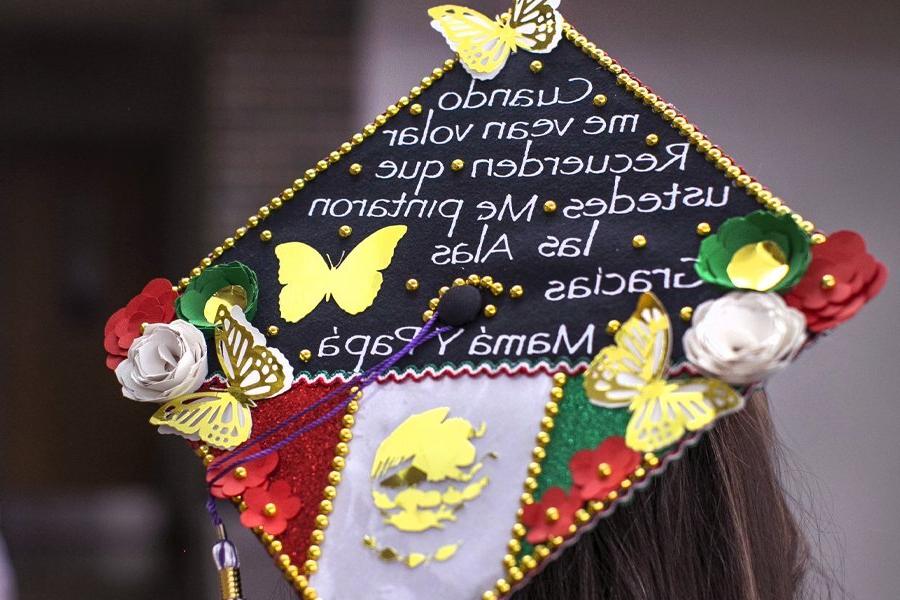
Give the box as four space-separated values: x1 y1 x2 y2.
560 21 819 237
420 274 519 323
481 372 662 600
176 59 459 290
194 387 362 600
176 19 824 291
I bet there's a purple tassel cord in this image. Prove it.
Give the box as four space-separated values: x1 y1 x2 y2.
205 315 451 526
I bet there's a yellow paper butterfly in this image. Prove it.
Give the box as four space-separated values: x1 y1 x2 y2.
429 0 563 80
275 224 407 323
150 305 293 450
584 293 744 453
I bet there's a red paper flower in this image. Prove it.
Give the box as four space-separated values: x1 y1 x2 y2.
207 446 279 499
785 231 887 333
569 436 642 502
240 480 301 536
521 487 582 544
103 278 178 370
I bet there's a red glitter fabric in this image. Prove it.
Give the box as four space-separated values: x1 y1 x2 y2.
194 378 346 573
245 379 346 567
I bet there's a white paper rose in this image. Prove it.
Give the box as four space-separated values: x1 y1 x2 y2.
683 292 807 385
115 320 208 402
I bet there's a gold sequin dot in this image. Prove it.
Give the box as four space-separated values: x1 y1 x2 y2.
405 278 419 292
593 94 608 107
409 103 423 116
606 320 621 335
260 230 273 242
645 133 660 147
349 163 363 176
529 60 543 73
451 158 465 172
267 325 279 337
679 306 694 322
298 349 312 362
338 225 353 238
543 200 558 214
696 222 712 236
632 234 647 249
422 310 434 323
821 274 837 290
484 304 497 318
509 284 524 299
811 232 827 245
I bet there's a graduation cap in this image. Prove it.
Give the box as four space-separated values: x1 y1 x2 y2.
103 1 887 598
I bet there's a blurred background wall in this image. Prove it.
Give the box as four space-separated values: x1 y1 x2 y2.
0 0 897 598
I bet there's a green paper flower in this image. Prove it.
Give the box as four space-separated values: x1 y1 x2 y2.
695 211 811 292
176 261 259 334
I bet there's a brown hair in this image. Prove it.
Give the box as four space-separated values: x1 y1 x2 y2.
512 391 837 600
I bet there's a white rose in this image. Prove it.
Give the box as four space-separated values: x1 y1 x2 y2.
115 320 208 402
683 292 807 385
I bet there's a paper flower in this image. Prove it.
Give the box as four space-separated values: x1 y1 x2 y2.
569 437 642 502
115 320 208 402
521 487 582 544
684 292 807 385
695 211 811 292
240 480 301 536
104 278 177 370
207 446 279 499
785 231 888 333
176 262 259 334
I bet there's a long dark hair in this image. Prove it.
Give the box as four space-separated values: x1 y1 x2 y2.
512 391 838 600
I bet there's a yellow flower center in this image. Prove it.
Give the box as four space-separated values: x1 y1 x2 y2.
544 507 560 523
726 240 790 291
820 274 837 290
233 466 247 480
597 463 613 479
203 285 249 323
263 502 278 517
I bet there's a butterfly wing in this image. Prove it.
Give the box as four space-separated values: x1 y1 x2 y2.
584 293 672 408
510 0 562 53
429 5 514 80
625 379 744 452
331 225 407 315
275 241 331 323
150 392 252 450
215 305 293 402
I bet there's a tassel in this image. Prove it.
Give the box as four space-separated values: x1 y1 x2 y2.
212 524 244 600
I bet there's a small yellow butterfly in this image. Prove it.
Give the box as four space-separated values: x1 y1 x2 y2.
584 293 744 453
275 224 407 324
429 0 563 80
150 305 293 450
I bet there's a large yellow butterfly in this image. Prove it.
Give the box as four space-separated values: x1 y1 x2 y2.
429 0 562 80
275 224 407 323
584 293 744 453
150 305 293 450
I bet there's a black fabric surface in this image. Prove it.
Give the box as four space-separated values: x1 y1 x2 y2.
216 40 762 377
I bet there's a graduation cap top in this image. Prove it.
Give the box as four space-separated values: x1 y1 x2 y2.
103 1 887 598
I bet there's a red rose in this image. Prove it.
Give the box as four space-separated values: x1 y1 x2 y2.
520 487 582 544
207 446 279 499
785 231 887 333
103 278 177 370
569 436 642 502
240 480 302 536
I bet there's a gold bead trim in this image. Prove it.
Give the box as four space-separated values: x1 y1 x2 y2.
176 20 818 295
176 59 458 290
194 388 364 599
421 274 520 323
484 374 663 598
